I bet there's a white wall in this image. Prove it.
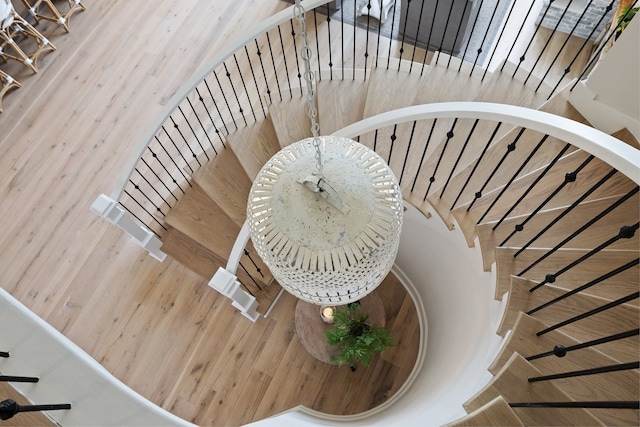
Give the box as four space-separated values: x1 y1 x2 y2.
569 17 640 140
250 204 505 426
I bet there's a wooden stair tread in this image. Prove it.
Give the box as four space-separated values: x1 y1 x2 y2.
191 147 252 227
499 277 639 362
362 66 426 119
429 89 584 232
226 117 282 180
452 147 636 247
316 76 369 135
445 396 524 427
494 247 639 302
464 353 605 426
477 192 640 271
268 92 312 149
490 313 639 425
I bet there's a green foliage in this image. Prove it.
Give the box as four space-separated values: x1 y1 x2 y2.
325 302 394 368
616 6 639 34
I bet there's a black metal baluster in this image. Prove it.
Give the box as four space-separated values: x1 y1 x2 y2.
397 0 411 69
244 249 264 278
186 97 216 154
512 0 554 78
526 329 640 361
458 0 485 72
233 53 257 121
470 0 503 75
482 0 520 79
387 125 398 164
170 114 202 167
536 291 640 336
290 20 304 97
374 0 384 70
513 187 638 260
201 79 230 137
529 362 640 383
0 376 39 382
266 32 283 101
134 168 174 210
524 0 576 85
447 0 472 68
439 119 479 197
547 0 613 98
513 196 637 276
450 122 503 209
162 125 195 173
476 140 568 222
373 129 379 152
314 10 322 81
425 0 440 67
222 62 248 125
410 0 427 73
245 45 267 118
411 119 437 192
364 0 372 80
435 0 456 65
239 262 262 291
466 128 531 212
177 106 208 162
535 0 597 93
254 40 272 105
500 0 537 73
424 119 458 200
511 168 619 250
326 5 334 80
119 202 163 237
151 136 191 186
497 154 596 243
570 1 638 91
0 351 9 358
399 121 417 184
277 25 293 99
0 400 71 421
123 190 167 232
527 258 640 315
340 3 344 78
147 145 189 194
140 158 182 200
213 69 239 130
386 0 399 70
129 179 165 217
510 401 640 409
529 223 640 292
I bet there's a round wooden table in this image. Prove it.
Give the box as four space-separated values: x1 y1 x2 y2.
294 292 386 365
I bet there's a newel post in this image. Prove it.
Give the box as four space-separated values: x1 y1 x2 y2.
91 194 167 261
209 267 260 322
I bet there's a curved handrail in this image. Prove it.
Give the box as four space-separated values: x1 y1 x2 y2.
109 0 332 201
332 102 640 184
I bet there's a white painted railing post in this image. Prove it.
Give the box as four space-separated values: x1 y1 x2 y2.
91 194 167 262
208 267 260 322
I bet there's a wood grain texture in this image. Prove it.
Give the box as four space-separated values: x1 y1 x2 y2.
489 312 639 426
445 396 524 427
464 353 606 426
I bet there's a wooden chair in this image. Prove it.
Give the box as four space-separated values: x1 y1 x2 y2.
22 0 86 33
0 0 56 72
0 69 20 112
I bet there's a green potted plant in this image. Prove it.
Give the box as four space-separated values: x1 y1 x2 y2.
325 302 394 371
615 5 639 40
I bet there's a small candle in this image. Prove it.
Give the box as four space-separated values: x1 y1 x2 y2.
321 306 335 323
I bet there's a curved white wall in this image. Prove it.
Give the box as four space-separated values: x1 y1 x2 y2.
250 203 505 426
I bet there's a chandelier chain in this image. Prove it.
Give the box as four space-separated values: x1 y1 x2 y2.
294 0 323 181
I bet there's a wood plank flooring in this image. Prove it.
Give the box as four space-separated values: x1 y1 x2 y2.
0 0 597 425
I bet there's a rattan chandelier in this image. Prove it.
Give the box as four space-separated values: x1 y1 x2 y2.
246 0 403 305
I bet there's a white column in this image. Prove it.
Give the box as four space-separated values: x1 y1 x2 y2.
209 267 260 322
91 194 167 261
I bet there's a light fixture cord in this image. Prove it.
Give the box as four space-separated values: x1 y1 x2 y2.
294 0 323 182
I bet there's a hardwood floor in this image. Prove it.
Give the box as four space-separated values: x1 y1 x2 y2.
0 1 421 425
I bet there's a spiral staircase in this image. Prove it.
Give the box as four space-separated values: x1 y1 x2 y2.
2 0 638 425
